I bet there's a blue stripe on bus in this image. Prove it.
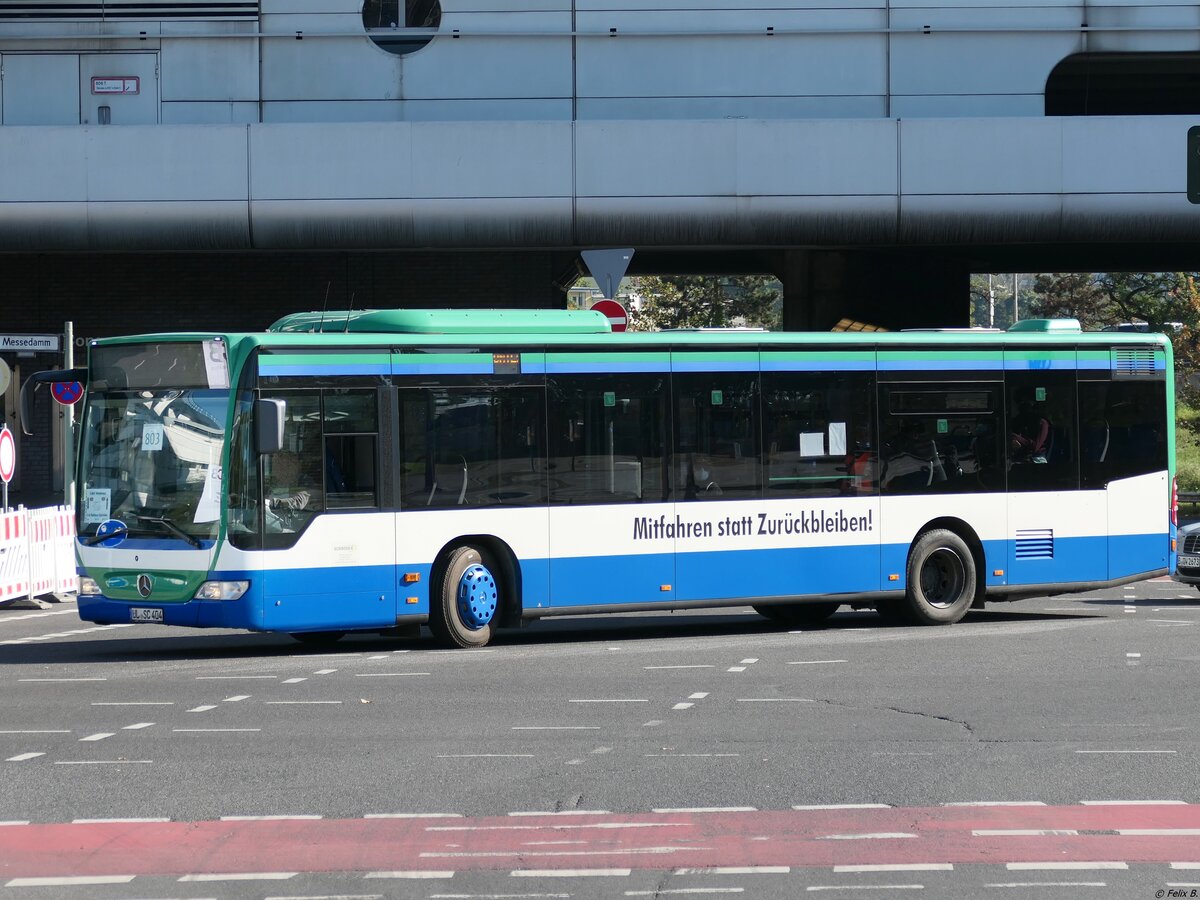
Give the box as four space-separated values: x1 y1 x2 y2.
79 531 1167 631
878 359 1004 371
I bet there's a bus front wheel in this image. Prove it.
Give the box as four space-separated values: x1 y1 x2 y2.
431 545 500 649
903 529 976 625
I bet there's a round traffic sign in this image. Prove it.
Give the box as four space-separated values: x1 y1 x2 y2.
0 426 15 484
51 381 84 405
591 299 628 333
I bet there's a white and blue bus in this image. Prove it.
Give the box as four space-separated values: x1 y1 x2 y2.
28 309 1176 648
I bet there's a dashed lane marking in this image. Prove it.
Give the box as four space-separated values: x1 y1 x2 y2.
644 753 739 758
675 867 789 875
173 728 261 733
569 699 648 703
625 890 745 896
221 815 323 821
1006 862 1128 870
93 701 174 706
5 876 136 887
645 665 715 670
805 885 924 892
187 705 217 713
364 870 455 879
364 813 463 819
122 722 154 730
178 872 297 881
652 807 756 813
0 821 30 825
793 804 892 810
787 660 848 666
510 869 632 877
672 703 694 710
973 830 1079 836
1171 863 1200 868
6 753 44 762
835 864 953 872
54 759 152 764
508 811 611 817
19 678 106 682
1081 800 1186 805
313 669 338 675
817 833 919 840
688 693 709 700
196 676 276 680
79 732 114 742
72 817 170 823
726 667 746 673
283 678 307 683
223 695 250 702
0 730 69 734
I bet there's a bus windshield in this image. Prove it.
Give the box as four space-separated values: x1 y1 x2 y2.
78 388 229 542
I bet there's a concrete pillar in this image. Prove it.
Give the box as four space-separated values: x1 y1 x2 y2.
780 249 970 332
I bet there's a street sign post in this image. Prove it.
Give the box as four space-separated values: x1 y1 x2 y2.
591 299 629 332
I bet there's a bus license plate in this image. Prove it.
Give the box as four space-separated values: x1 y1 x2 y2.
130 607 164 623
1178 555 1200 569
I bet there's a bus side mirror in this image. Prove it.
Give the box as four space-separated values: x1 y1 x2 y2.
255 399 286 454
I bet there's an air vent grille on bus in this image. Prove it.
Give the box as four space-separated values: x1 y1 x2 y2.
1111 347 1158 379
1183 534 1200 555
0 2 257 20
1015 529 1054 560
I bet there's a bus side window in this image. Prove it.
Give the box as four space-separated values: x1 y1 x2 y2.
547 374 667 506
323 389 379 509
1005 372 1076 492
673 373 760 502
1079 379 1166 488
261 390 324 539
762 371 876 498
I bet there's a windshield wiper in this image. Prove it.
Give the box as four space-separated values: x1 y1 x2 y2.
84 523 128 546
136 515 202 549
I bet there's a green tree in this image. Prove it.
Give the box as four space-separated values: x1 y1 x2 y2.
628 275 781 331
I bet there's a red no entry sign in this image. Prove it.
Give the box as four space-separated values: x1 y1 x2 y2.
591 299 628 332
0 426 15 484
51 381 84 405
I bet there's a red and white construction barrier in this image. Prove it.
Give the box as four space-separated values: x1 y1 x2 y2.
0 505 77 607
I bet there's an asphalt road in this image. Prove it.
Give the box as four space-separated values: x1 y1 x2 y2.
1 578 1198 900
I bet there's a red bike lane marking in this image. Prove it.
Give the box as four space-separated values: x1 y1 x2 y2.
2 805 1198 879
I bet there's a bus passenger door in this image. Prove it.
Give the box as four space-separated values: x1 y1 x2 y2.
261 387 397 632
546 370 674 609
1004 366 1107 586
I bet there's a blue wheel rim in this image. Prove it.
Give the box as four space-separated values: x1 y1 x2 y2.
457 563 497 629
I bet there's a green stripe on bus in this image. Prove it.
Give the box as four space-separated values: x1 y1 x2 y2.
546 352 672 364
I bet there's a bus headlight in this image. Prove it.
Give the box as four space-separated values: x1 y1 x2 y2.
194 581 250 601
78 576 101 596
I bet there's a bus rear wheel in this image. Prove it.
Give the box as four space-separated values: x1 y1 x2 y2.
753 603 840 627
903 528 977 625
430 545 500 649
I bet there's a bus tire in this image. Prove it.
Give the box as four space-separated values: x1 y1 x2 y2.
753 603 840 626
904 528 976 625
430 545 500 649
290 631 346 645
